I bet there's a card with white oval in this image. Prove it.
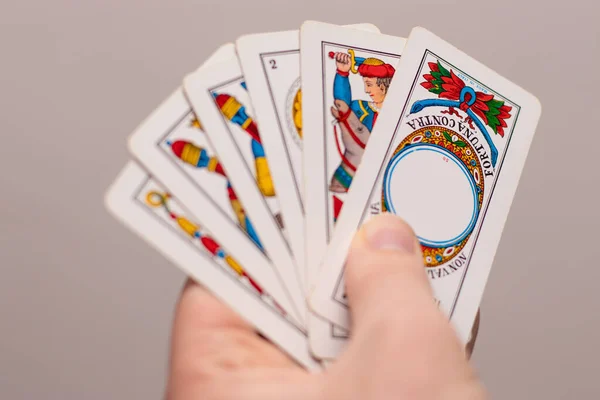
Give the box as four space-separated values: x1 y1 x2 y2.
310 27 542 350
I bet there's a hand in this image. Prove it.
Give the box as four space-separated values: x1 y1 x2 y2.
335 52 352 73
165 213 487 400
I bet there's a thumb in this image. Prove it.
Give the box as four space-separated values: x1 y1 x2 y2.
331 214 486 400
344 213 437 332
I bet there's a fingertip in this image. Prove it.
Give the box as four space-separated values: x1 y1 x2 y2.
344 213 421 286
362 213 419 253
343 213 433 328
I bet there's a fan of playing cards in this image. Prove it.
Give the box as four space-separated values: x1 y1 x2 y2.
105 21 541 370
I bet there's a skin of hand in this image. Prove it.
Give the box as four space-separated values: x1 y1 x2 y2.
165 213 488 400
335 52 352 73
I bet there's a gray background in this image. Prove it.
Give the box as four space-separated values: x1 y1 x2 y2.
1 0 598 398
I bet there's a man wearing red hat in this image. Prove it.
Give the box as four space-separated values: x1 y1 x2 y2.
329 51 396 193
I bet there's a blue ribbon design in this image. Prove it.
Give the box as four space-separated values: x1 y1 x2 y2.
409 86 498 166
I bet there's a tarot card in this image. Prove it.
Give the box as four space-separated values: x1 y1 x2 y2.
128 44 303 325
183 56 306 324
104 162 320 370
311 27 542 348
235 23 380 292
300 21 406 299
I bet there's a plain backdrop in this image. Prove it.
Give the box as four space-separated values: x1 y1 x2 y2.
1 0 598 398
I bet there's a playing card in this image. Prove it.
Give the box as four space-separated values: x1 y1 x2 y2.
300 21 406 293
298 21 405 356
183 55 306 324
235 24 383 358
235 23 380 292
311 27 542 350
104 162 320 370
128 44 303 325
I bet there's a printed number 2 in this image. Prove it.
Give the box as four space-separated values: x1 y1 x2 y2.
269 59 277 69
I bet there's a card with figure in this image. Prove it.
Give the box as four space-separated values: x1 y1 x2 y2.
311 27 542 350
235 23 380 292
128 44 303 325
300 21 406 301
104 162 320 370
183 55 306 324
